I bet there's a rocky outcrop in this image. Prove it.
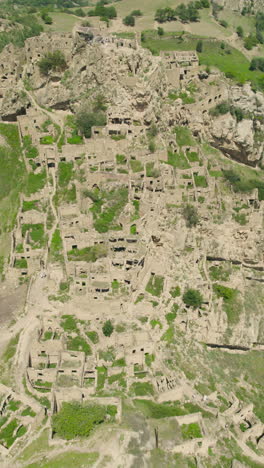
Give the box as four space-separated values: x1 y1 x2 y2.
1 90 30 121
209 115 261 166
214 0 264 13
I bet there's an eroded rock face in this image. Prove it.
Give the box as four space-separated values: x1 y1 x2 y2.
0 90 30 121
214 0 264 12
209 115 261 166
206 83 264 166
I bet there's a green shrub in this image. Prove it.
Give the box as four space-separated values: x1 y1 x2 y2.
116 154 127 165
131 10 142 17
196 39 203 52
182 204 199 227
250 57 264 72
237 26 244 38
123 15 135 26
75 110 106 139
219 20 228 28
233 212 247 225
102 320 114 337
212 284 241 324
183 289 203 308
38 50 67 76
209 101 230 116
88 4 117 19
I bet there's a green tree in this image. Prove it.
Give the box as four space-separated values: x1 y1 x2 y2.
236 26 244 38
38 50 67 76
183 289 203 308
182 204 199 227
131 10 142 17
75 110 106 139
196 39 203 52
157 26 164 36
102 320 114 337
123 15 135 26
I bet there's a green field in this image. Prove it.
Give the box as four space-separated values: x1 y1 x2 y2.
0 124 26 233
142 31 264 90
44 13 80 33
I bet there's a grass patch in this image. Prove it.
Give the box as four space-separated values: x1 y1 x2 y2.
60 315 78 332
96 366 107 391
85 186 128 233
161 326 175 343
54 161 76 205
14 258 28 269
21 406 36 417
213 284 241 325
175 126 195 147
223 168 264 201
142 31 264 91
0 123 27 233
52 402 116 440
67 244 108 262
145 353 155 367
130 159 144 173
170 286 181 298
186 151 199 162
194 175 208 188
146 162 160 178
49 228 63 263
22 223 46 249
26 170 47 195
26 451 99 468
209 264 231 282
108 372 126 388
145 274 164 297
40 135 54 145
22 200 39 212
66 336 92 355
0 418 26 448
23 135 38 159
86 331 99 344
167 150 190 169
2 334 19 362
130 382 155 396
181 422 202 439
166 311 177 324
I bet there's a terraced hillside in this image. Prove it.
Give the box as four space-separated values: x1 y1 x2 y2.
0 5 264 468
